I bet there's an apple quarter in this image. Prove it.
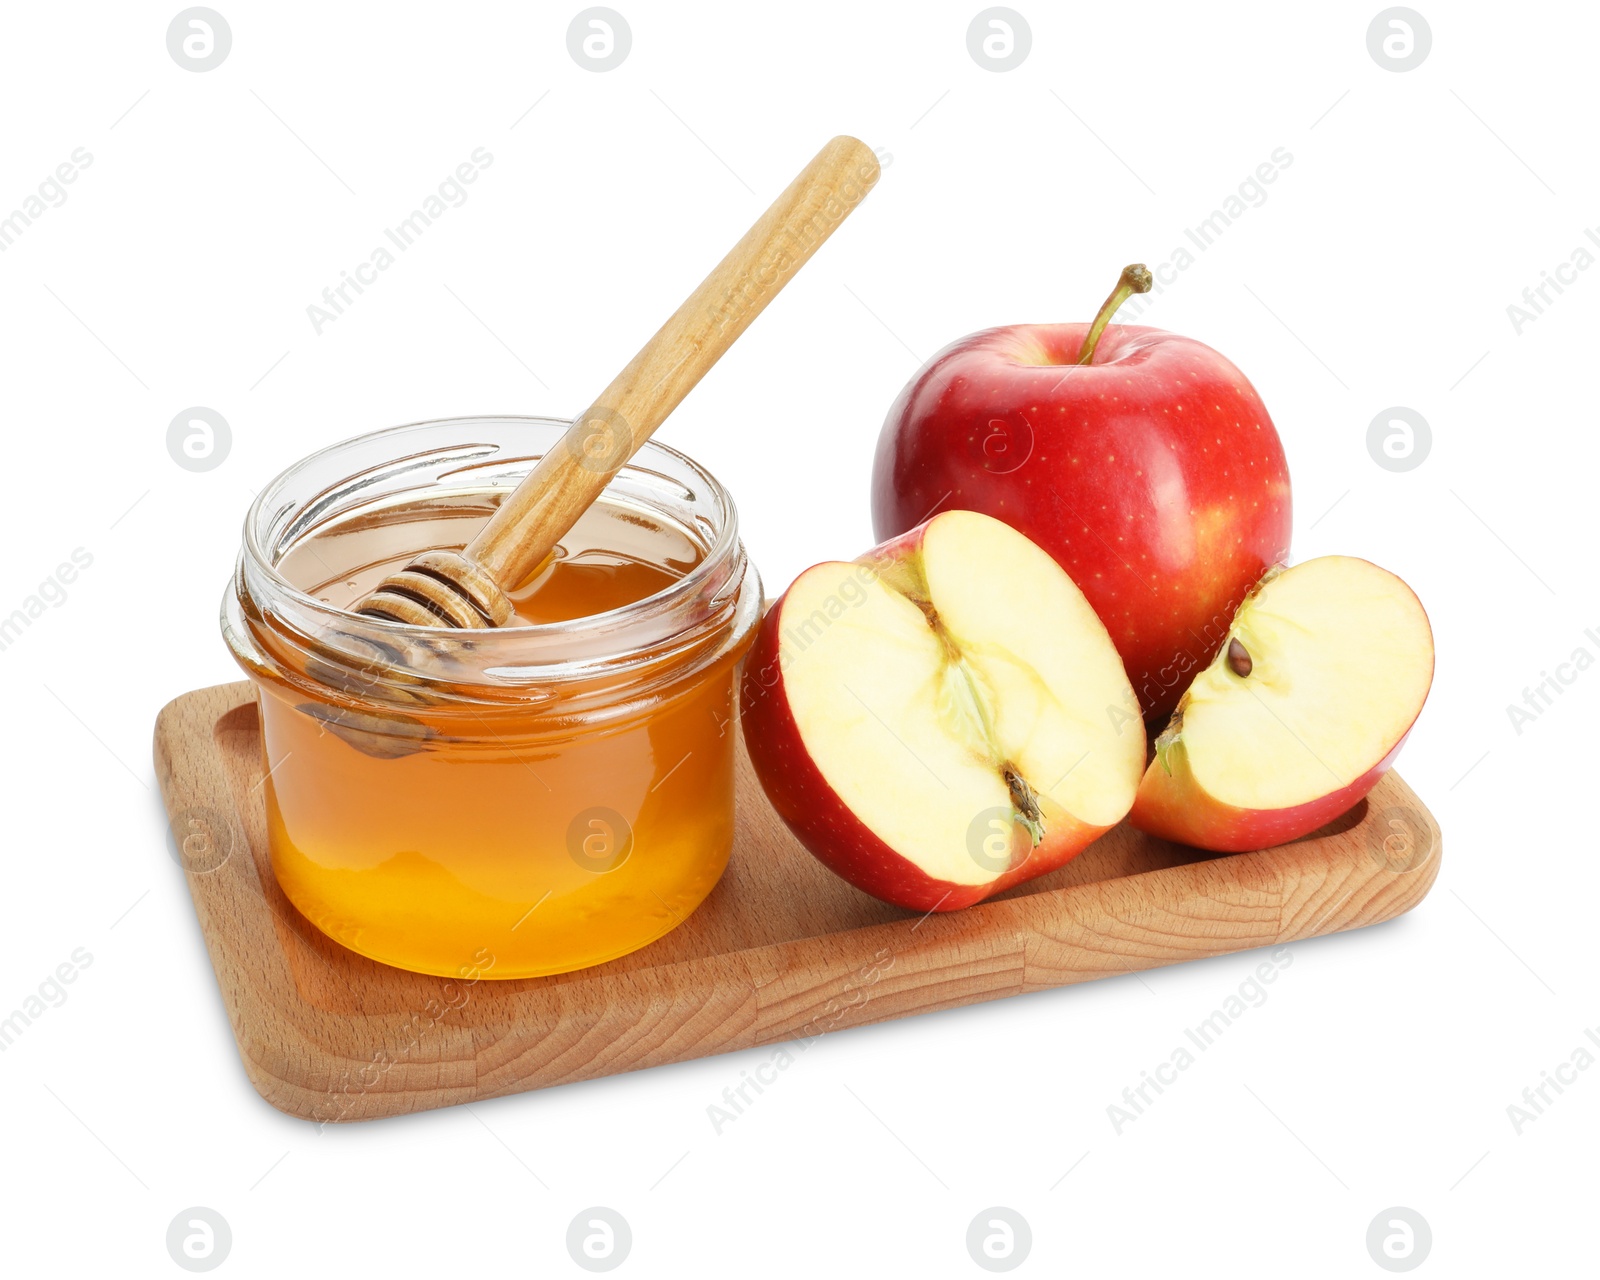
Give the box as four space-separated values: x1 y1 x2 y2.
1131 555 1435 852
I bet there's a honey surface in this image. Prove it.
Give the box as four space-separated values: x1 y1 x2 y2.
281 493 701 623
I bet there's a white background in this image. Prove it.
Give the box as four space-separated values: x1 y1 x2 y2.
1 0 1593 1274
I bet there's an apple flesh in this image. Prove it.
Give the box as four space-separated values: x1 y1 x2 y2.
741 510 1145 912
1130 556 1434 852
871 265 1292 722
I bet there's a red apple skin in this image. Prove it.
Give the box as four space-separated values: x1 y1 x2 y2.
740 570 1111 914
1129 729 1416 854
871 323 1292 721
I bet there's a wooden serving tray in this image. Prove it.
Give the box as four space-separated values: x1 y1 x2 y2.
154 682 1441 1123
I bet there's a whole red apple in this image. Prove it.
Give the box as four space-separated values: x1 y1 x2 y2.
871 266 1293 720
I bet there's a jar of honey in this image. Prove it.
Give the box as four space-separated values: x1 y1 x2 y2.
222 417 762 979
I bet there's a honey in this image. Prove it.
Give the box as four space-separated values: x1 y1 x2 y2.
279 492 704 627
223 418 761 979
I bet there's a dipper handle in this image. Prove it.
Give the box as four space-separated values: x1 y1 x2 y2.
356 135 880 628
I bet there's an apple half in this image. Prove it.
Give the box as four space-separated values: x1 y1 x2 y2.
1130 555 1434 852
741 509 1145 912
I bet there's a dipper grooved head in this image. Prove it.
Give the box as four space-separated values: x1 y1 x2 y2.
354 549 515 629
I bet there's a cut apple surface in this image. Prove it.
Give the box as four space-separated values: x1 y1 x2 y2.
741 509 1145 911
1131 555 1434 852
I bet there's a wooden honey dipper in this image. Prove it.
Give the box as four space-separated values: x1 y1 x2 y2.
354 135 880 629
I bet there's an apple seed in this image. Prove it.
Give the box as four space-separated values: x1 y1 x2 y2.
1003 766 1046 847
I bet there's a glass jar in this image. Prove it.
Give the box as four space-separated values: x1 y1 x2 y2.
222 416 762 979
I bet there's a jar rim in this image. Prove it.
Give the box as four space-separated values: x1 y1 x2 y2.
228 415 762 698
242 413 743 638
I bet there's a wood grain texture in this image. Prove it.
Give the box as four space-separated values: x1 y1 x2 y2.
154 681 1441 1123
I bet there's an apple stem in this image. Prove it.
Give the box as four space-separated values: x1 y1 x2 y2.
1076 264 1153 365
